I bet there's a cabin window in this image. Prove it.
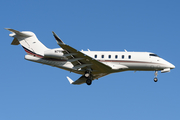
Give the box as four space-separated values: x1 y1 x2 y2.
115 55 118 59
109 55 111 59
149 54 159 57
129 55 131 59
95 55 97 58
102 55 104 58
122 55 124 59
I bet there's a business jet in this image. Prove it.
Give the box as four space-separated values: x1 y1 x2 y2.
6 28 175 85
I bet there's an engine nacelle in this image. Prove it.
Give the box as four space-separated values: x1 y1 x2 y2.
44 48 65 59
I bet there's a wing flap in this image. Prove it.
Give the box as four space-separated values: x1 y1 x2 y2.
73 64 92 70
67 58 84 62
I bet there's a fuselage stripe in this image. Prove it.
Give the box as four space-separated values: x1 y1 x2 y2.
22 46 43 58
98 60 163 65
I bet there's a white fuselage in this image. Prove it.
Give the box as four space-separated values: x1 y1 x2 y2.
7 28 175 84
25 49 175 75
82 51 174 72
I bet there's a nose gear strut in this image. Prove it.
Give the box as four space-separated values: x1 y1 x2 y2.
154 71 158 82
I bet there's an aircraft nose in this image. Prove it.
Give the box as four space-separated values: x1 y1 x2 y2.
170 64 175 69
167 62 175 69
162 59 175 70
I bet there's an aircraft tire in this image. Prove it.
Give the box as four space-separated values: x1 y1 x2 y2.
154 77 158 82
86 79 92 85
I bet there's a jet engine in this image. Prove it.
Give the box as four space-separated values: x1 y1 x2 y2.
44 48 65 59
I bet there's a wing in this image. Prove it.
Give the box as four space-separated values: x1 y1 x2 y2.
67 73 111 85
52 32 112 80
67 76 87 85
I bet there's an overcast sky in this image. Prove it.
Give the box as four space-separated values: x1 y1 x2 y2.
1 0 180 120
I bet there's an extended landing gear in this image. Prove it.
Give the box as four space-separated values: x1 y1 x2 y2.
84 71 91 78
86 78 92 85
154 77 158 82
154 71 158 82
84 70 92 85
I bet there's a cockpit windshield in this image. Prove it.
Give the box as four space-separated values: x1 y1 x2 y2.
149 54 159 57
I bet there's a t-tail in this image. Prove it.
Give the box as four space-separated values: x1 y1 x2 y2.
5 28 49 58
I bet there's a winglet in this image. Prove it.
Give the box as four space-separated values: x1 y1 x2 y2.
52 31 65 44
67 76 74 84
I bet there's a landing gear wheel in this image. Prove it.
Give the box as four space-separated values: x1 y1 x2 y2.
86 79 92 85
154 77 158 82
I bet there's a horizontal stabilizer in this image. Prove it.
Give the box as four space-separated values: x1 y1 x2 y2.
5 28 33 37
6 28 49 56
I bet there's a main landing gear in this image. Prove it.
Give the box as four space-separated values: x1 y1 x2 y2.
86 78 92 85
154 71 158 82
84 71 92 85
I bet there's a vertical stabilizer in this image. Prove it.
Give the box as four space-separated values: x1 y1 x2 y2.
6 28 49 57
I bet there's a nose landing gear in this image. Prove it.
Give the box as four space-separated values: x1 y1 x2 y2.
154 77 158 82
154 71 158 82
